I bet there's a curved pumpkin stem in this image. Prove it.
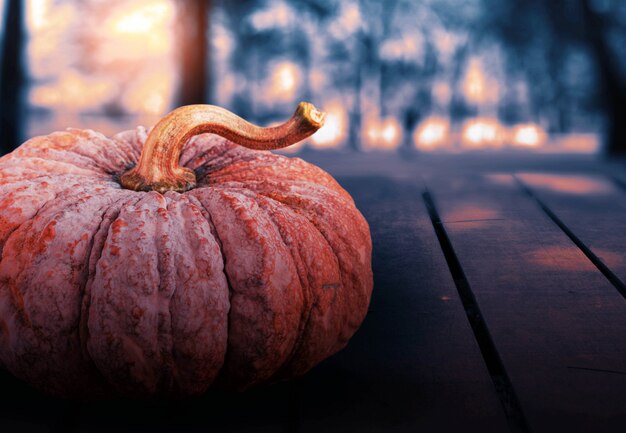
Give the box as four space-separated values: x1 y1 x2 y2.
120 102 326 193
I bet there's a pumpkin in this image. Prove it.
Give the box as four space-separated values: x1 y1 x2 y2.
0 102 373 398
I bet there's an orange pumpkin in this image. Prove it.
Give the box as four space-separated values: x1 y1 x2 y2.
0 103 373 397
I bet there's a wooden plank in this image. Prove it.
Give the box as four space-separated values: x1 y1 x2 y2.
516 172 626 288
426 172 626 433
298 176 509 433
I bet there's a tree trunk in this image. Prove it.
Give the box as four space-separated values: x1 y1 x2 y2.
0 0 25 155
581 0 626 156
177 0 210 106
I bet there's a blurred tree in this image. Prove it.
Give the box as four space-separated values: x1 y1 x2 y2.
0 0 24 154
177 0 211 106
211 0 625 154
581 0 626 156
483 0 626 155
219 0 337 123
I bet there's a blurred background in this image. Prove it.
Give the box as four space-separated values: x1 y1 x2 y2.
0 0 625 157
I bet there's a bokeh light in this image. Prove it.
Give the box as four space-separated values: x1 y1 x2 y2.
310 101 348 148
7 0 619 156
413 117 451 151
461 118 504 149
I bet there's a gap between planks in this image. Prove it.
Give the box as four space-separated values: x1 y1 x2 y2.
422 189 531 433
513 174 626 300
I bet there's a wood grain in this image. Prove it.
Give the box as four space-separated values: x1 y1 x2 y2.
517 172 626 287
426 172 626 433
298 176 508 433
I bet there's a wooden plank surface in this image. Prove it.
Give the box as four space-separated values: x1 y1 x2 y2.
426 172 626 433
297 176 508 433
1 173 508 433
517 172 626 287
2 153 625 432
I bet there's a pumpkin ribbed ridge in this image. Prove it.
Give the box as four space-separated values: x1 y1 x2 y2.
0 128 372 398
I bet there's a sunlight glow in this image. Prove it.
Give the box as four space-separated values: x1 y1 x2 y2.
268 62 301 103
511 124 547 147
28 0 176 117
461 118 503 148
519 173 613 195
341 3 361 33
27 0 50 30
122 70 173 114
363 117 402 150
310 101 348 148
31 70 113 110
329 3 361 38
27 1 75 78
100 0 174 60
250 2 292 31
549 134 600 154
413 117 450 151
112 3 170 34
380 34 423 62
463 58 498 105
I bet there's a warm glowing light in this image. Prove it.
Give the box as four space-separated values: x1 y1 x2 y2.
27 0 50 30
527 246 623 271
276 65 296 92
100 0 174 61
310 69 326 92
113 3 170 34
433 28 463 61
380 34 423 62
550 134 600 154
268 62 301 103
28 0 176 118
461 118 504 148
310 102 348 148
463 58 498 105
329 3 361 38
27 1 76 78
31 70 113 110
250 3 292 31
444 204 500 228
413 117 450 151
463 59 485 103
518 173 613 195
527 246 597 271
432 81 452 106
365 124 377 142
511 124 547 148
213 29 233 59
122 70 174 114
381 121 399 144
363 117 402 150
342 3 361 33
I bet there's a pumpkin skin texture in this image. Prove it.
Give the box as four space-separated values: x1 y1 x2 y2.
0 121 373 397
